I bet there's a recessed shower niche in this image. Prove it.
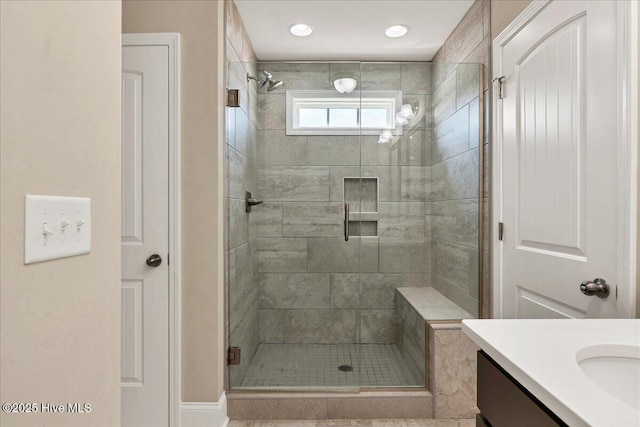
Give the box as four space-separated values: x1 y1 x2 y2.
344 177 378 237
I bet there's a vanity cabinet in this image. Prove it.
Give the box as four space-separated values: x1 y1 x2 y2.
476 351 568 427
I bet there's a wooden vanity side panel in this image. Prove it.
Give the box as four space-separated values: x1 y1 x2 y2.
477 351 568 427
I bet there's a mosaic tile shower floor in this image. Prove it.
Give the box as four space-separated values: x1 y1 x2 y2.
239 343 420 388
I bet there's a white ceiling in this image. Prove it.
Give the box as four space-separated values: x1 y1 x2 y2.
234 0 475 61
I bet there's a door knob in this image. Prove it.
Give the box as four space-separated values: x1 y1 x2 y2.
146 253 162 267
580 278 610 298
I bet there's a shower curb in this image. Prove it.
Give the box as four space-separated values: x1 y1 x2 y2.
227 390 433 420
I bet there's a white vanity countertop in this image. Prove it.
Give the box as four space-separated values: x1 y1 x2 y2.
462 319 640 427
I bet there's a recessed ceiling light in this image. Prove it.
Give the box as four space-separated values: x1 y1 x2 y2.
385 24 409 38
289 23 313 37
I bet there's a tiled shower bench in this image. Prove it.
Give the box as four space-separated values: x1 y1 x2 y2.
395 287 474 387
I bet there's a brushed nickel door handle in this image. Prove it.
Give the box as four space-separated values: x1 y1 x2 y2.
344 203 349 241
580 278 610 298
146 253 162 267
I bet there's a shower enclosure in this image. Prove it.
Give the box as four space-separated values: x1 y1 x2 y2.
226 60 483 391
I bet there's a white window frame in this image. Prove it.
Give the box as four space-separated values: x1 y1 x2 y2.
286 90 403 136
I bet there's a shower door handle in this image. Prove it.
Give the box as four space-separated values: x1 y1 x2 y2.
344 203 349 241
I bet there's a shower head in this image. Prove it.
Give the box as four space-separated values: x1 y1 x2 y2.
267 79 283 92
247 70 284 92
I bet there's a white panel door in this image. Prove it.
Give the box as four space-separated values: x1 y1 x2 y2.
121 45 169 426
497 1 620 318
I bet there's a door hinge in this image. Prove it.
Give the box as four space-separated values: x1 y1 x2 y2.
494 76 506 99
167 253 170 266
498 222 504 241
228 346 241 365
227 89 240 107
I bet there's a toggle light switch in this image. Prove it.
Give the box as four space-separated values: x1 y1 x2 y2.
25 195 91 264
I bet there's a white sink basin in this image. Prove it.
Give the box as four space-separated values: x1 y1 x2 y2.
576 344 640 411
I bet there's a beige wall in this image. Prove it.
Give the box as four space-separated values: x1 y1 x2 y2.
122 0 226 402
0 1 122 426
490 0 532 39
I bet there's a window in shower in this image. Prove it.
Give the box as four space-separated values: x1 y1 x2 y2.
286 90 402 135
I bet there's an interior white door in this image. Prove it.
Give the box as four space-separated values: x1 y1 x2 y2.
496 0 621 319
121 45 169 426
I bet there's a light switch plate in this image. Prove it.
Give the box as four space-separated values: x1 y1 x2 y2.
24 195 91 264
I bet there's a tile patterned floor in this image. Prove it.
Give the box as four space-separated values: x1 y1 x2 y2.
238 343 420 388
229 420 476 427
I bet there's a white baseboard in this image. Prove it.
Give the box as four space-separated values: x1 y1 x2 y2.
180 392 229 427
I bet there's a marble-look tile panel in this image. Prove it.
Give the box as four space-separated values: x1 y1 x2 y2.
401 322 427 384
429 162 445 201
331 274 360 309
248 82 259 127
250 202 283 238
260 130 306 166
431 51 448 88
307 136 360 166
360 63 402 90
360 310 398 343
378 202 426 238
431 200 479 248
259 309 357 343
225 1 243 68
401 62 431 95
227 145 243 199
260 166 330 201
362 166 430 203
308 237 378 273
379 238 430 273
431 327 479 419
329 166 360 202
433 240 479 298
455 65 480 111
235 108 258 162
259 273 331 309
360 274 427 309
241 26 257 64
400 166 431 202
432 72 457 125
228 51 249 114
246 239 259 285
445 0 484 64
229 198 249 249
257 237 307 272
258 63 330 94
230 284 259 337
226 104 236 148
283 202 343 237
361 132 431 167
329 62 361 87
443 148 479 200
228 240 256 302
433 105 469 163
228 309 259 388
258 93 286 130
360 238 380 273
